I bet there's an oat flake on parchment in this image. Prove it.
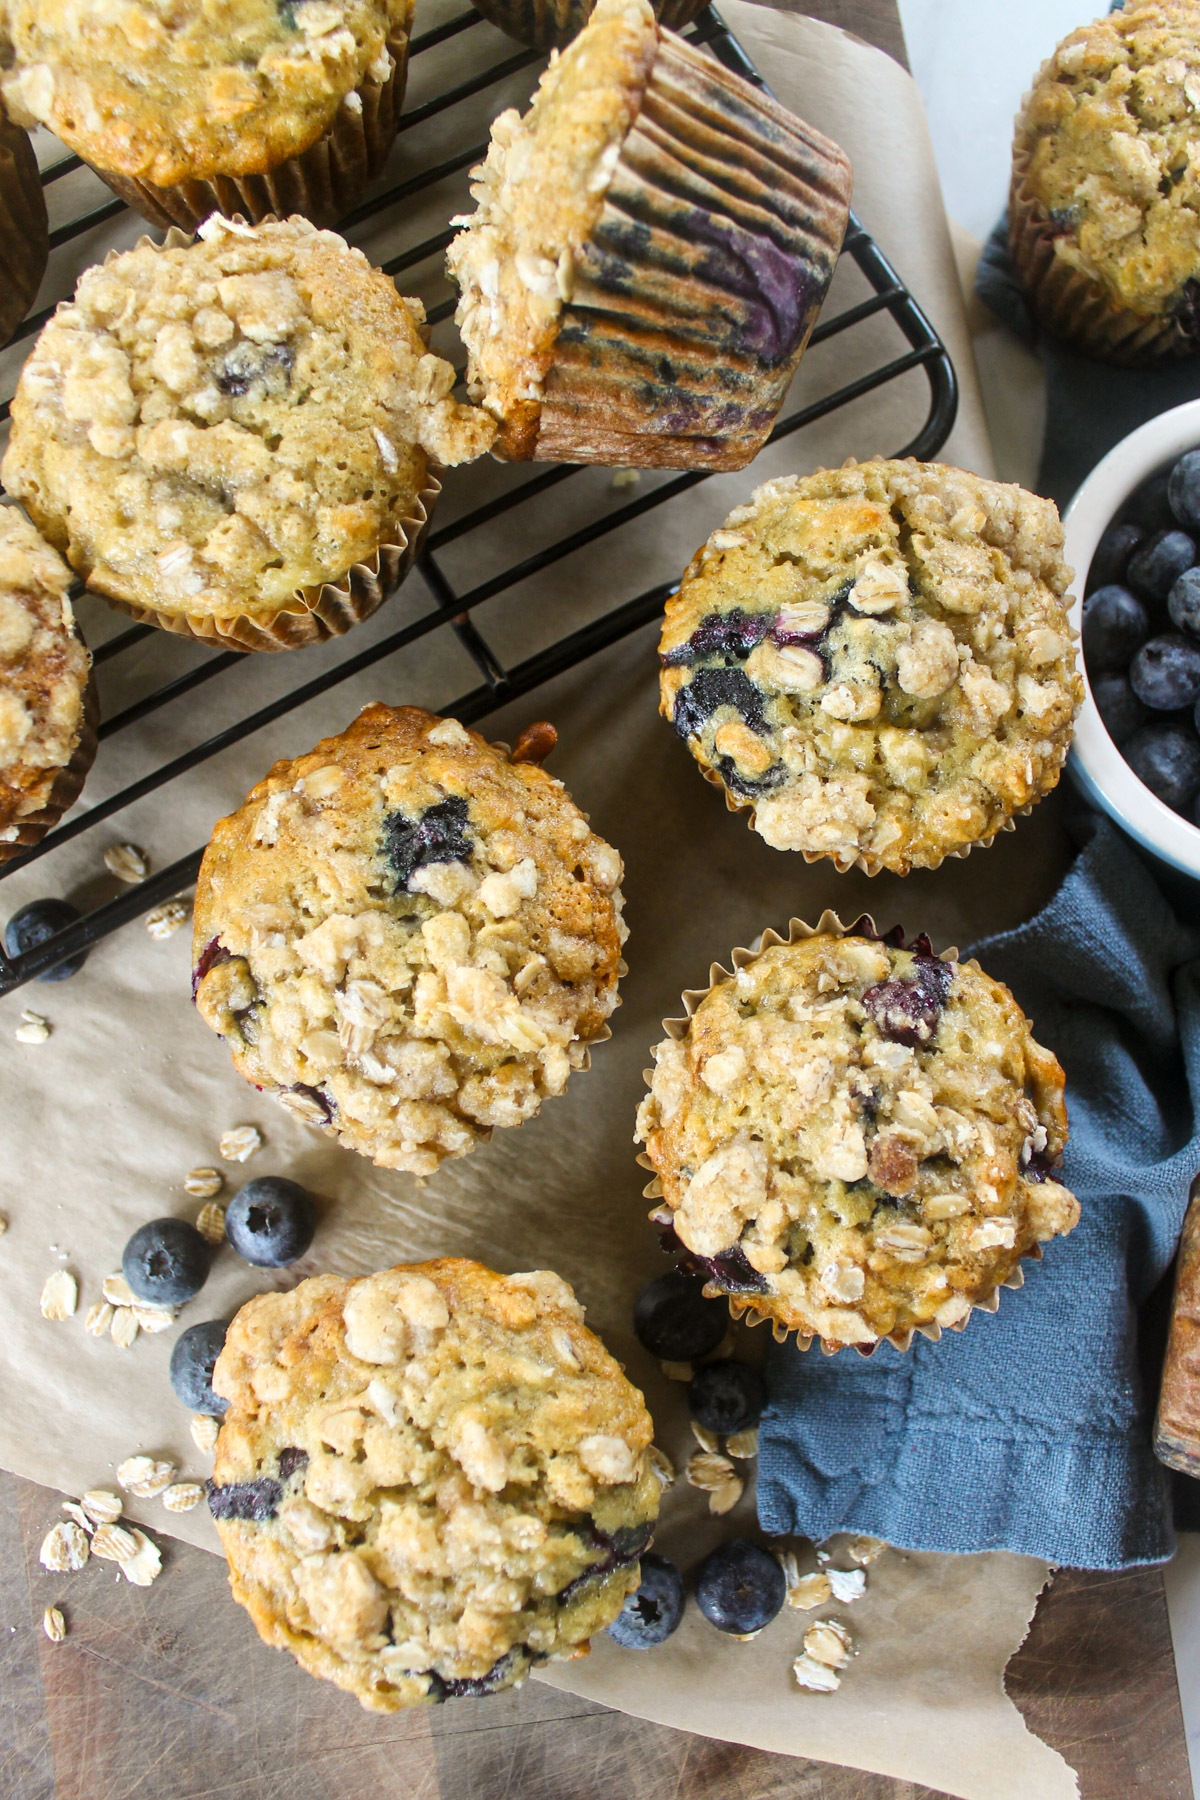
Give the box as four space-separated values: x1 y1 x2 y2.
185 1167 223 1200
111 1307 139 1349
145 900 189 940
104 843 148 883
81 1489 122 1525
40 1270 77 1320
101 1272 134 1307
194 1202 226 1245
117 1455 174 1497
727 1428 759 1460
190 1415 219 1455
16 1010 50 1043
793 1652 841 1693
162 1482 203 1513
84 1301 114 1337
219 1125 261 1163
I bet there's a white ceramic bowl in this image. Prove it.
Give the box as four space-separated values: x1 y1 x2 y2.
1061 397 1200 880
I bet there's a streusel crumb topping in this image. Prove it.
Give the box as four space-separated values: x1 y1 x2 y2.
1018 0 1200 318
636 931 1079 1347
2 217 495 622
211 1259 658 1711
659 459 1082 873
1 0 412 187
193 705 626 1174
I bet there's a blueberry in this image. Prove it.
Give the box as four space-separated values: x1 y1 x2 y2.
430 1649 526 1699
633 1270 728 1362
694 1538 786 1635
207 1477 282 1522
1091 672 1146 747
671 668 767 742
1129 633 1200 711
861 955 953 1048
1169 566 1200 636
1123 471 1175 535
380 795 473 891
169 1318 230 1413
688 1361 764 1436
1169 450 1200 533
3 898 88 980
1126 530 1196 605
216 340 294 398
1081 585 1149 672
1124 724 1200 812
122 1217 212 1305
225 1176 316 1267
1086 523 1144 594
607 1553 685 1648
661 609 773 668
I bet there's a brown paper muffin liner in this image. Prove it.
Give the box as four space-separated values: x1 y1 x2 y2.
468 0 705 51
637 909 1039 1356
87 29 411 233
0 672 99 865
101 469 441 653
1008 132 1196 366
0 108 48 349
513 27 851 470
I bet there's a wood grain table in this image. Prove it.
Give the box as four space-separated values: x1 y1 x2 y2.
0 3 1193 1797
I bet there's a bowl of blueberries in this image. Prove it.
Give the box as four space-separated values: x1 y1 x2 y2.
1064 397 1200 878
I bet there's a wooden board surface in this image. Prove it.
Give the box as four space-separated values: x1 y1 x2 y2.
0 4 1192 1799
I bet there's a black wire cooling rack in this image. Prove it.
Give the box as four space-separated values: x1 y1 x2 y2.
0 2 958 995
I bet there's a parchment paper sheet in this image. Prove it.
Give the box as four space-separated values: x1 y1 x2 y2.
0 9 1077 1796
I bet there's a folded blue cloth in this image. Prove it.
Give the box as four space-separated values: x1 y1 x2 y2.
757 815 1200 1568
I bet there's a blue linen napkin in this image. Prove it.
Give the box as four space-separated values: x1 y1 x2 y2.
757 814 1200 1568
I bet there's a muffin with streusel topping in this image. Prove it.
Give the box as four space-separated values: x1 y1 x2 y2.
1 217 496 653
210 1258 660 1711
446 0 851 469
659 458 1082 874
0 507 96 863
0 0 413 231
635 921 1080 1351
1010 1 1200 362
193 705 626 1173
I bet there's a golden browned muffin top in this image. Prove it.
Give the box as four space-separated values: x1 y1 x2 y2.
193 705 627 1173
636 930 1079 1348
1016 0 1200 317
2 218 495 624
211 1258 659 1711
1 0 413 186
660 459 1081 874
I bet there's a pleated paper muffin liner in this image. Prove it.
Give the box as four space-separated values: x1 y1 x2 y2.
637 909 1054 1356
468 0 705 51
0 673 99 865
1008 132 1196 366
88 28 412 234
0 107 47 349
521 27 851 470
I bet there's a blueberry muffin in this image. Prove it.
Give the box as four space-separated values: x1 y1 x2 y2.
0 507 96 863
446 0 851 469
0 0 413 231
0 96 46 348
659 459 1082 874
209 1258 660 1711
193 705 627 1173
2 217 495 652
1010 1 1200 362
468 0 705 52
636 921 1080 1351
